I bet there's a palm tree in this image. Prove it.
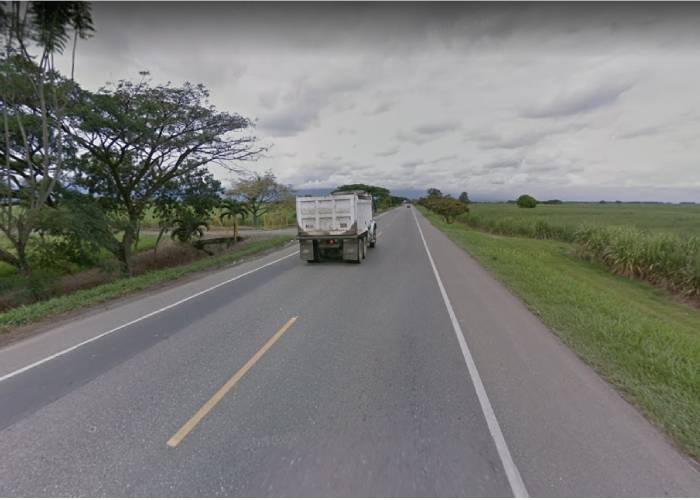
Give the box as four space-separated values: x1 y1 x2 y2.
170 211 209 243
219 199 248 242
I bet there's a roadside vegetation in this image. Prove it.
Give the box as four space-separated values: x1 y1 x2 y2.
468 201 700 237
0 235 293 333
0 3 300 324
419 206 700 460
459 202 700 299
417 188 470 223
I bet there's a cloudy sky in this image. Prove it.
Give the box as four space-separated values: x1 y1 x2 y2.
58 2 700 202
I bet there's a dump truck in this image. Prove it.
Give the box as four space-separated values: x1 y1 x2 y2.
296 191 377 263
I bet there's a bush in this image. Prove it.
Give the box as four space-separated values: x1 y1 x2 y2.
29 236 102 272
0 269 63 304
516 194 537 208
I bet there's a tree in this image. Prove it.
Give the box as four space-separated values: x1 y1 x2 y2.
426 187 443 199
458 191 470 204
0 2 93 273
230 171 291 227
335 183 396 210
430 197 469 223
64 77 261 274
170 211 209 243
516 194 537 208
152 169 222 255
219 199 248 241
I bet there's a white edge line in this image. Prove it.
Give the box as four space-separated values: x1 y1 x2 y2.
411 208 529 498
0 249 300 383
2 210 391 382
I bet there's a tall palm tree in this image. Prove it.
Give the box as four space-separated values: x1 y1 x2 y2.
220 199 248 242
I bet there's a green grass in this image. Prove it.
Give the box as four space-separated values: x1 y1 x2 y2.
470 202 700 237
421 207 700 460
463 203 700 297
0 236 293 333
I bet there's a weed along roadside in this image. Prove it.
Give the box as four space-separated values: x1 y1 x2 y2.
0 236 293 336
419 206 700 462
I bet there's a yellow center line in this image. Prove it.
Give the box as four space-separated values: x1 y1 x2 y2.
166 316 299 448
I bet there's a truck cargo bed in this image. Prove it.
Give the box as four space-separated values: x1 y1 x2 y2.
296 193 372 237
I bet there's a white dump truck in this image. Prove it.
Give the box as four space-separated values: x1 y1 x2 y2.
296 191 377 263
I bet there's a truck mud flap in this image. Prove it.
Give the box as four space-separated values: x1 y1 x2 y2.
343 239 361 263
300 240 319 262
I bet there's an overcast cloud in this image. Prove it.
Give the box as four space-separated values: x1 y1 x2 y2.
58 2 700 201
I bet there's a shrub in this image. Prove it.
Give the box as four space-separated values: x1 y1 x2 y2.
170 211 210 243
426 197 469 223
516 194 537 208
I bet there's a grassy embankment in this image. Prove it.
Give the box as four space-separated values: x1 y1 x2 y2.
463 203 700 298
0 235 293 333
420 206 700 460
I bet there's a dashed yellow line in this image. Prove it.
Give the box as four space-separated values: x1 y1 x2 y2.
167 316 299 448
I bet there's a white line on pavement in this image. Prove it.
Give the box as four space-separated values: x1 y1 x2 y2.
1 208 393 383
411 208 529 498
0 250 300 383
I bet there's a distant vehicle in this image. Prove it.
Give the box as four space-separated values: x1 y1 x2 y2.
296 191 377 263
406 203 411 207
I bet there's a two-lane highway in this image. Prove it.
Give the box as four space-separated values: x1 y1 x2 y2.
0 208 698 496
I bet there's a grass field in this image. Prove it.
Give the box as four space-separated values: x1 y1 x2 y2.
421 207 700 460
463 203 700 298
470 202 700 237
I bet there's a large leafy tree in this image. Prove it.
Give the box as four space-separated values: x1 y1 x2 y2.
0 1 93 272
335 183 394 210
64 77 262 273
230 171 291 227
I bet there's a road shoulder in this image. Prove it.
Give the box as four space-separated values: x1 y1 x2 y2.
0 241 298 379
414 209 700 496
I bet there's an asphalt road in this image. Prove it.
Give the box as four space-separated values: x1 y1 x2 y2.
0 207 698 496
